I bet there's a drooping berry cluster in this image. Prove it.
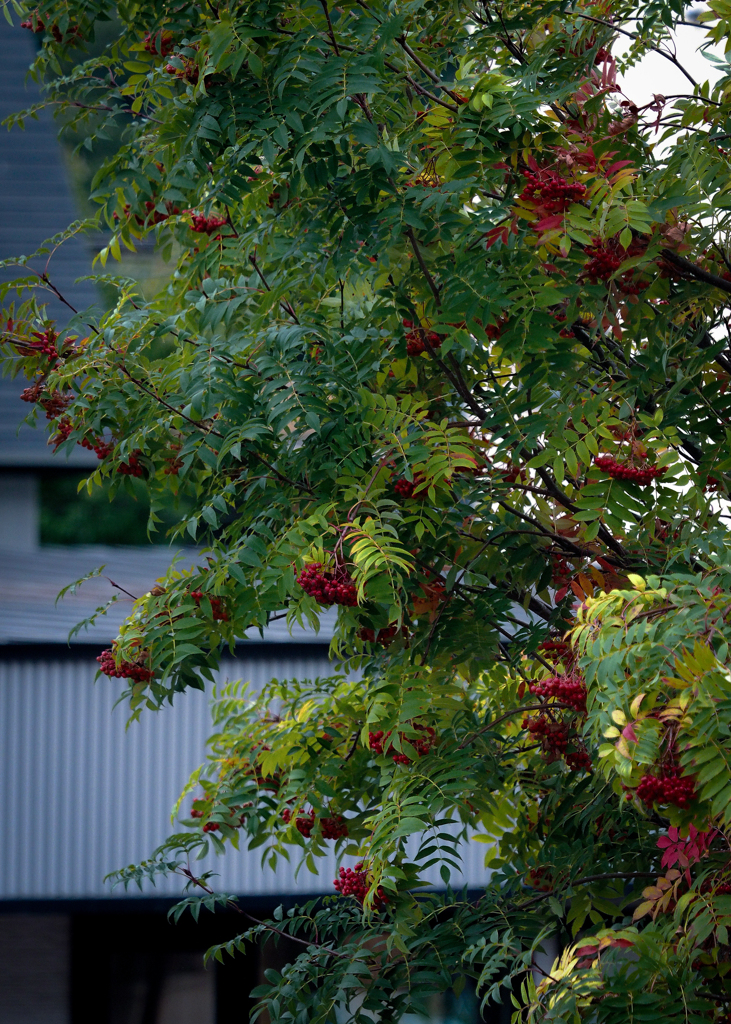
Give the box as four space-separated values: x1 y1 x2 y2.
191 590 229 621
357 624 407 646
20 384 72 420
393 474 426 498
51 418 74 449
165 56 199 83
522 715 591 771
369 724 436 765
282 808 348 839
583 236 648 290
188 212 227 235
537 639 573 662
282 808 315 837
143 30 175 56
636 769 696 809
594 455 665 485
97 648 153 682
321 815 348 840
297 563 358 606
117 451 144 477
583 238 625 281
523 715 569 756
402 319 444 357
529 673 587 713
334 863 387 909
519 170 587 212
80 436 115 460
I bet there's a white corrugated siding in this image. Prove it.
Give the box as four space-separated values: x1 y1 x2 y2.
0 655 490 900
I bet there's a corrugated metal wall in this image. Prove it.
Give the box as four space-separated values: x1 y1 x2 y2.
0 653 490 900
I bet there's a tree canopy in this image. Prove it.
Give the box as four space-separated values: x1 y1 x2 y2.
6 0 731 1020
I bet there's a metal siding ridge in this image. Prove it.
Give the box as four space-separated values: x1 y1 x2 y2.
0 655 489 900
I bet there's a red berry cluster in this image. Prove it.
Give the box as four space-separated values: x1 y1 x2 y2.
402 319 443 357
519 170 587 212
191 590 229 621
143 31 175 56
537 639 573 662
117 451 144 477
20 12 45 32
584 236 648 290
594 455 665 485
583 238 624 281
393 474 426 498
369 724 436 764
636 769 696 809
529 673 587 713
357 624 406 646
20 384 72 420
202 822 219 832
141 199 180 225
97 648 153 682
522 715 591 771
297 563 358 606
165 56 199 83
282 808 315 837
282 808 348 839
51 418 74 450
565 749 593 771
523 715 569 756
321 815 348 840
80 436 115 460
334 863 387 909
188 212 227 235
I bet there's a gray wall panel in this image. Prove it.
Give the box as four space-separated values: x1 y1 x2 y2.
0 656 490 901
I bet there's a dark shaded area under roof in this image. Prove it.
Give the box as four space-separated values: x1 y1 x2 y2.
0 17 99 468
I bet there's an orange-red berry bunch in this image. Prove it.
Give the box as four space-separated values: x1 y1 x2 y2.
519 170 587 212
334 863 387 909
282 808 348 839
143 31 175 56
97 648 153 682
537 639 573 662
188 212 227 235
321 815 348 840
191 590 229 621
369 724 435 765
80 436 114 460
393 473 426 498
357 624 407 646
165 56 199 83
402 319 443 357
21 384 72 420
529 673 587 713
522 714 591 771
117 451 144 477
594 455 665 485
297 563 358 606
636 769 696 809
282 808 315 837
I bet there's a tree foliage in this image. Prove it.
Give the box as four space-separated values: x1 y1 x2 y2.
6 0 731 1020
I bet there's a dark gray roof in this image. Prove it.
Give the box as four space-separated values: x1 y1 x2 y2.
0 16 99 468
0 545 336 645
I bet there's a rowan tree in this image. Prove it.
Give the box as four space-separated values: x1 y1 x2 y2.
5 0 731 1020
